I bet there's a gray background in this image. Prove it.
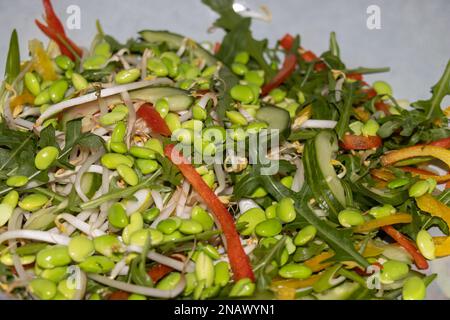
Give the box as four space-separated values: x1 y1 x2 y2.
0 0 450 299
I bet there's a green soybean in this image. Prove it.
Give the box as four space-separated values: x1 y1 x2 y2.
147 58 169 77
157 218 181 235
214 261 230 287
229 278 255 297
18 193 48 212
195 252 214 287
255 219 282 237
93 235 124 259
226 111 248 126
108 203 129 229
0 204 13 227
68 235 95 262
115 68 141 84
230 84 254 104
111 121 126 142
373 80 392 97
361 119 380 136
79 255 114 273
191 206 214 230
2 190 19 208
294 225 317 246
129 228 164 246
99 111 127 126
29 278 57 300
122 212 144 244
237 208 266 236
183 273 197 296
231 62 248 76
155 98 169 118
156 272 181 290
116 164 139 186
144 138 164 155
234 52 249 65
34 89 51 105
93 42 112 58
6 175 28 187
409 180 430 198
388 177 410 189
163 230 183 242
264 203 278 219
110 142 128 154
338 209 364 227
35 146 59 170
36 245 72 269
136 159 159 174
142 207 160 223
24 72 41 96
416 229 435 260
244 70 264 87
369 204 396 219
129 146 156 159
278 263 312 279
192 104 207 120
277 197 296 223
179 219 203 235
402 276 426 300
55 55 74 71
280 176 294 189
380 260 409 284
128 293 146 300
40 266 68 283
101 153 133 169
269 88 286 103
48 80 68 103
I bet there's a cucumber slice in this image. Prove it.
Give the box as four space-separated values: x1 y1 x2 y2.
255 105 291 138
139 30 218 66
80 172 102 199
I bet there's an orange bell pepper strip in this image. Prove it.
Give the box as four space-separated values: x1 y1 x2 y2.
370 168 396 182
433 236 450 257
271 274 322 290
353 213 412 233
381 145 450 183
164 144 255 282
147 263 174 283
108 290 130 300
303 251 334 272
415 194 450 228
279 33 295 51
261 53 297 96
136 103 172 137
381 225 429 270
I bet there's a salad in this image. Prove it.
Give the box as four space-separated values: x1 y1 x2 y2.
0 0 450 300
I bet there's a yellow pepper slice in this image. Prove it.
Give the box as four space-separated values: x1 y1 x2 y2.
381 145 450 182
29 39 57 81
433 236 450 257
304 251 334 272
271 274 322 290
353 213 412 233
416 194 450 227
370 168 395 182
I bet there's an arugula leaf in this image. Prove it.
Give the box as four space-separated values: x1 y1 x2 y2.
201 0 243 30
156 153 182 186
38 125 57 148
214 64 239 121
329 32 340 58
412 59 450 121
335 83 355 139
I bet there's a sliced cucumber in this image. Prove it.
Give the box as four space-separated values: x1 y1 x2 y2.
139 30 217 66
255 105 291 138
80 172 102 199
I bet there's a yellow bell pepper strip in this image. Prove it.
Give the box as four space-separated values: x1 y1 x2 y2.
273 286 296 300
433 236 450 257
381 145 450 182
271 274 322 290
361 241 384 257
304 251 335 272
370 168 395 182
29 39 57 81
353 213 412 233
10 91 35 109
416 194 450 228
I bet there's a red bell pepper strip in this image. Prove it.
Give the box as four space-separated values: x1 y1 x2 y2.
148 264 174 283
108 290 130 300
340 134 382 150
36 0 82 61
347 73 363 81
213 42 221 55
374 101 391 115
382 225 429 270
428 137 450 149
164 144 255 282
136 103 172 137
279 33 294 51
300 50 326 72
261 53 297 96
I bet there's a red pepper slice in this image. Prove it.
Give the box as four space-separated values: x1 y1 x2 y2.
279 33 294 51
300 50 326 72
347 73 363 81
374 101 391 115
108 290 130 300
381 225 429 270
340 134 382 150
136 103 172 137
35 20 76 61
428 137 450 149
261 53 297 96
213 42 221 55
164 144 255 281
148 264 174 283
400 166 435 176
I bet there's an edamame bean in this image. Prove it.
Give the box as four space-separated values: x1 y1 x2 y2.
6 175 28 187
369 204 396 219
144 138 163 155
229 278 255 297
179 79 194 90
277 197 296 223
99 111 127 126
135 159 159 175
116 164 139 186
157 218 181 235
113 104 128 114
147 58 169 77
402 276 426 300
155 98 169 118
34 89 51 105
178 63 200 79
142 207 160 223
269 88 286 103
35 146 59 170
48 80 68 103
250 187 268 198
183 273 197 296
2 190 19 208
230 84 254 104
29 278 57 300
387 177 409 189
202 126 226 143
279 263 312 279
255 219 282 237
244 70 264 87
190 105 207 121
162 57 179 78
409 180 430 198
65 69 73 79
179 219 203 235
202 171 215 188
156 272 181 290
426 178 437 193
36 245 72 269
191 206 214 230
349 121 364 135
122 212 144 244
163 230 183 242
93 42 112 58
0 204 14 227
101 153 133 169
82 55 107 70
78 255 115 273
338 208 364 227
226 111 248 126
182 119 203 131
115 68 140 84
373 80 392 97
202 244 220 260
93 235 124 259
24 72 41 96
234 52 249 65
111 121 126 143
129 146 156 159
196 252 214 287
416 229 435 260
380 260 409 284
107 203 129 229
110 142 128 154
55 55 74 71
0 252 35 266
173 128 194 145
231 63 248 76
165 112 181 132
265 203 277 219
57 278 78 300
280 176 293 189
214 261 230 287
40 266 68 283
129 228 164 246
361 119 379 136
128 294 146 300
237 208 266 236
68 235 95 262
294 225 317 246
18 193 49 212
